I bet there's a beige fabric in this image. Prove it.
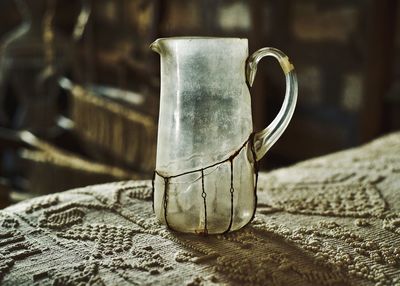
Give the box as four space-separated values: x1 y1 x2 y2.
0 132 399 285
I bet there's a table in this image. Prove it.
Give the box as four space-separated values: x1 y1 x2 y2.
0 132 399 285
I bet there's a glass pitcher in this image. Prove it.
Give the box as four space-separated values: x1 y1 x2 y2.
151 37 297 234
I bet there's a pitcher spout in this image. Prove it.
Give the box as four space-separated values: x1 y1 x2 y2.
150 39 162 54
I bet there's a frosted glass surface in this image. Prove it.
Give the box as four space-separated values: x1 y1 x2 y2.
155 38 252 172
152 38 255 233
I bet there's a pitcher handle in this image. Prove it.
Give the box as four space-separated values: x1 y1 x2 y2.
246 47 298 161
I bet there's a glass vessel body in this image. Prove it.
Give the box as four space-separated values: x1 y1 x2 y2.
153 38 254 234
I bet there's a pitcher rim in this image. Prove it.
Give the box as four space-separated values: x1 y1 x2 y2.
153 36 248 41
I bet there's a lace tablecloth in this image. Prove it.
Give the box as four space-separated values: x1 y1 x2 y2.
0 132 399 285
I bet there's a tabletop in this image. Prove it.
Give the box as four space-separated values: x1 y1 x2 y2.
0 132 399 286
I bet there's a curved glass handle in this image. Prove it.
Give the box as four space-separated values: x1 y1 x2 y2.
246 47 298 161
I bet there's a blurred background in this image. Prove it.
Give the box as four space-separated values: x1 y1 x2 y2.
0 0 399 208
